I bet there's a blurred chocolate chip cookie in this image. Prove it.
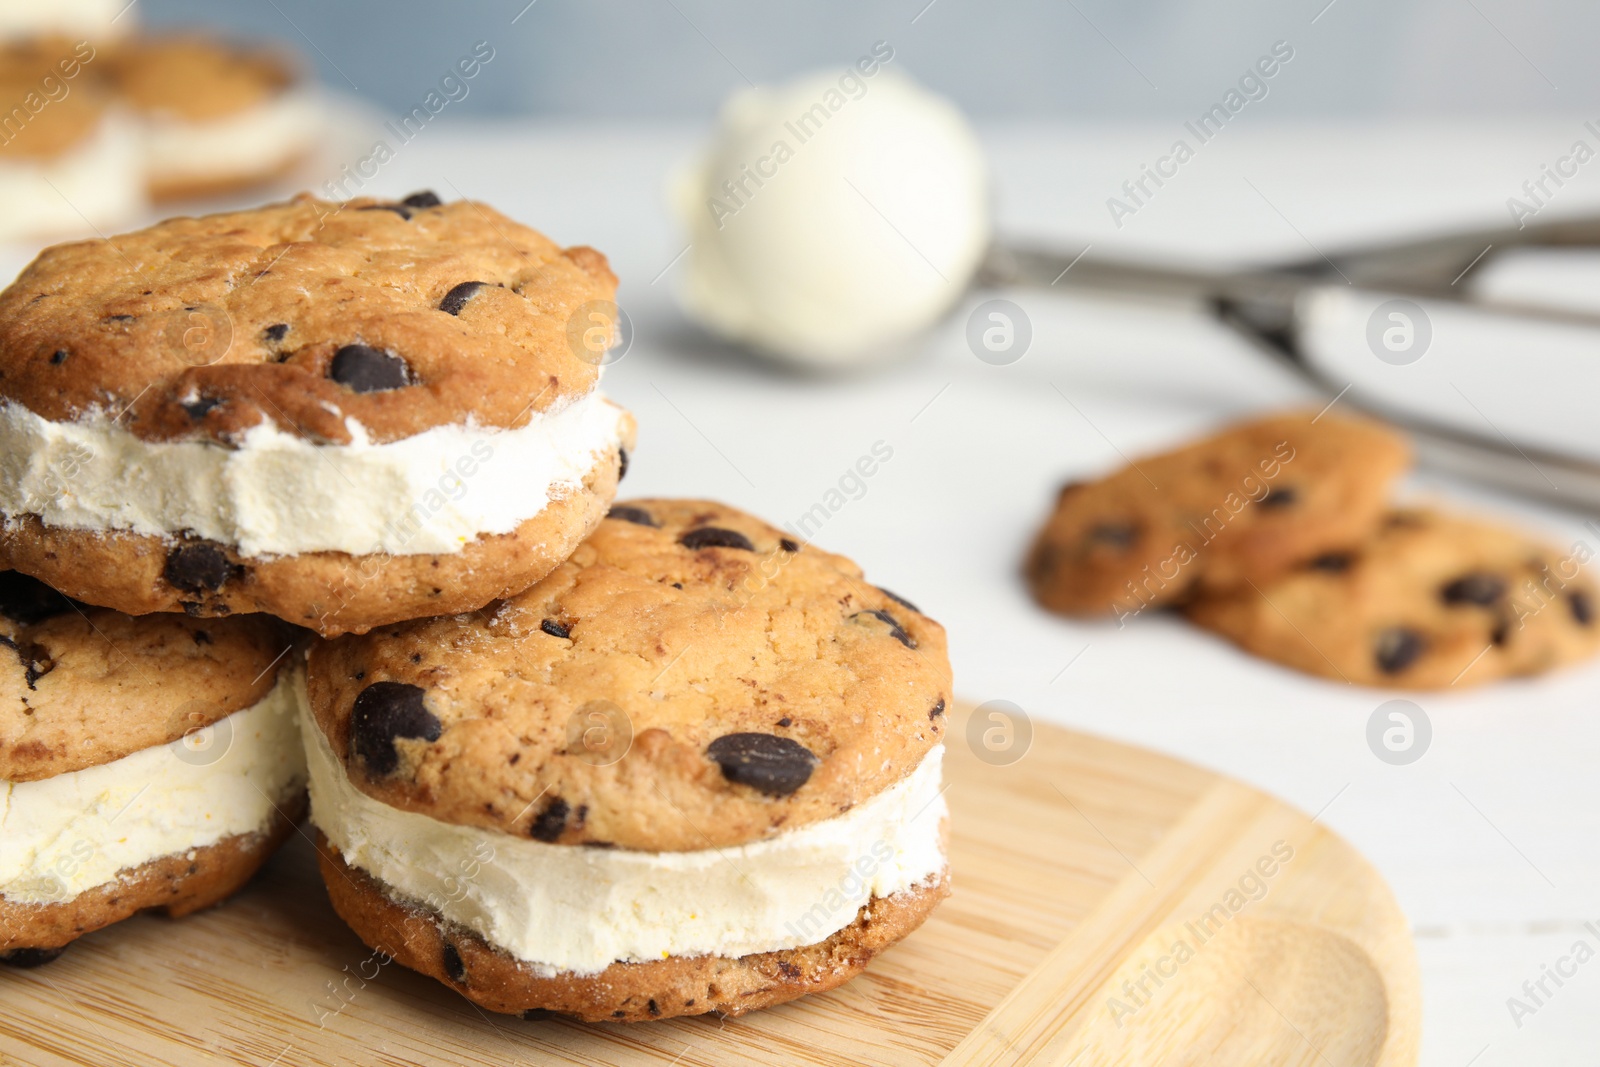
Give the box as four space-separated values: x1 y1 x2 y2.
1026 410 1409 618
1186 509 1600 688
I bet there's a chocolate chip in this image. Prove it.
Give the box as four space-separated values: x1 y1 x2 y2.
358 203 412 219
0 571 73 625
776 716 792 727
680 527 754 551
329 344 412 393
442 943 465 982
0 634 54 691
402 190 443 208
349 682 440 775
1571 590 1594 626
929 698 945 720
529 797 570 842
779 538 800 553
180 395 222 420
163 544 234 594
706 732 818 796
1086 522 1138 549
1307 553 1353 572
522 1008 559 1021
262 323 289 343
618 447 629 481
647 998 661 1016
1440 573 1507 607
776 961 801 979
48 349 67 365
1490 619 1509 647
878 587 920 613
607 505 657 527
1 946 65 968
852 609 916 649
103 313 134 323
193 629 211 644
1375 627 1425 674
1260 487 1298 508
439 281 486 316
19 643 53 689
540 619 570 639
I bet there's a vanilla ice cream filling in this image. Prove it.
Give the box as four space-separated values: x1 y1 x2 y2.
303 691 947 976
0 390 628 557
0 665 306 906
142 85 321 187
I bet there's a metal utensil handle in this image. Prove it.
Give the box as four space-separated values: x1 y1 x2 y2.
981 239 1600 513
978 243 1257 303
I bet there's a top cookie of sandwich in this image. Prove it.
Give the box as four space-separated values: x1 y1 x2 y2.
0 571 291 782
305 499 951 852
1026 411 1410 616
0 193 617 445
0 39 108 161
107 35 294 122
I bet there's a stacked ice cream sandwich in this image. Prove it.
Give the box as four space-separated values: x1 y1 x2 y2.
0 191 951 1021
0 6 322 241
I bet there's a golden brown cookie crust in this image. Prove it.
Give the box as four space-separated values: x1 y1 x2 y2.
1026 410 1410 616
0 436 629 637
314 831 948 1022
0 581 290 780
0 39 111 162
0 796 304 953
1187 509 1600 688
307 498 952 851
106 35 294 121
0 194 618 445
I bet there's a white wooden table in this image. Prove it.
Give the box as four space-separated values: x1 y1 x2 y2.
9 116 1599 1066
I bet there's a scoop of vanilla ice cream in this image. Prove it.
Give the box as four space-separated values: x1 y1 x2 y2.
674 65 989 367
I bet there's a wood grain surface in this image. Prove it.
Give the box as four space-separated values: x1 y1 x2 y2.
0 706 1419 1066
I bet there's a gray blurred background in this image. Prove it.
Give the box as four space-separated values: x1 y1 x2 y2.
144 0 1581 119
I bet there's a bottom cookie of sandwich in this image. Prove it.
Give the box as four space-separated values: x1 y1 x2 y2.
314 831 949 1023
1 797 305 960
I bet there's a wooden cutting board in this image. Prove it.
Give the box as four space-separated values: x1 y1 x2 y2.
0 705 1419 1066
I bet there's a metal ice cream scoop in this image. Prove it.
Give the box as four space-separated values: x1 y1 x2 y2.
978 218 1600 511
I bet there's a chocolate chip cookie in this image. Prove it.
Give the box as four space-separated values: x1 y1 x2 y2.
0 193 635 635
0 571 306 960
1186 509 1600 688
1026 410 1410 617
302 499 951 1020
